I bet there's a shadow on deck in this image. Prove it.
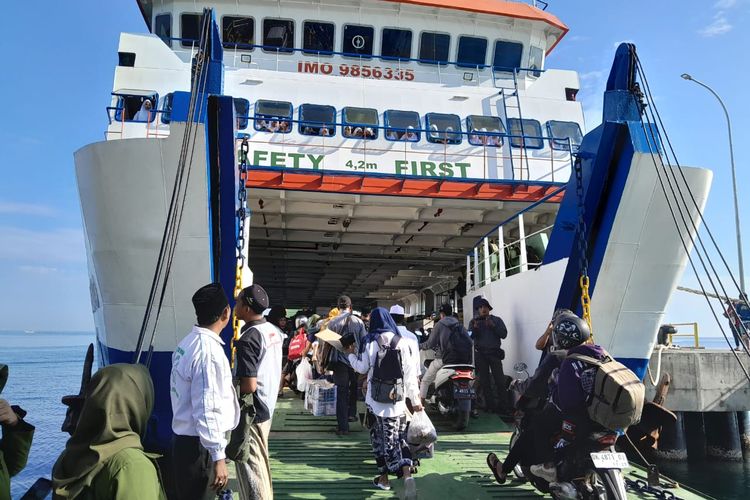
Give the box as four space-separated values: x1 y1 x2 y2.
264 391 709 499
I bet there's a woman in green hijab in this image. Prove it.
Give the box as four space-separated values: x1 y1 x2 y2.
52 363 165 499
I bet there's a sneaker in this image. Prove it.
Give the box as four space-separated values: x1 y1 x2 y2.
404 477 417 499
530 463 558 483
549 481 578 500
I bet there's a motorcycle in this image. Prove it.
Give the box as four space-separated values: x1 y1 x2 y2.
509 362 628 500
422 350 476 430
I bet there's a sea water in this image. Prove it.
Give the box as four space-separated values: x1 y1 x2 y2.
0 331 746 498
1 331 94 498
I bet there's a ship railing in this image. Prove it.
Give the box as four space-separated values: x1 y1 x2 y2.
236 114 575 182
105 106 171 140
165 37 545 87
466 186 565 292
666 322 702 348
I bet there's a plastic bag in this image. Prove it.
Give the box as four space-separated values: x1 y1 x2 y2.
296 357 313 392
407 410 437 446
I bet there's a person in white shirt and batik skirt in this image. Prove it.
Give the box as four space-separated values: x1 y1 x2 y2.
347 307 421 499
170 283 240 500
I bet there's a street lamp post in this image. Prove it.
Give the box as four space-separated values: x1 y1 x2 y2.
682 73 745 294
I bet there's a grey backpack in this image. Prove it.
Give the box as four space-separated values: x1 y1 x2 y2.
567 353 645 430
370 334 404 404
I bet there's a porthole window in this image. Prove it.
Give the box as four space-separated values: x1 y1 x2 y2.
343 24 374 58
342 107 378 139
425 113 462 144
381 28 412 61
303 21 335 54
508 118 544 149
254 100 293 133
492 40 523 72
419 32 450 65
299 104 336 137
467 116 504 147
222 16 254 50
384 110 421 142
263 19 294 53
546 120 583 151
457 36 487 69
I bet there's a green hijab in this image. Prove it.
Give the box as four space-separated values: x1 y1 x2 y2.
52 363 154 498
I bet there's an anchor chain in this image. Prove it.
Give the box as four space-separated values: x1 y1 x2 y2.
231 137 250 367
574 157 593 337
625 478 683 500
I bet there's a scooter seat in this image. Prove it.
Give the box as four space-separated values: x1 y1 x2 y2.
441 364 475 371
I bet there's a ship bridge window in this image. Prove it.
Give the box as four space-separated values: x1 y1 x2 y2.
154 14 171 48
528 46 544 77
113 90 158 123
508 118 544 149
457 36 487 69
419 32 450 65
254 100 292 133
384 110 421 142
161 93 174 125
234 98 250 130
467 116 504 146
180 13 201 48
381 28 412 61
342 107 378 139
343 24 374 59
426 113 462 144
492 40 523 72
303 21 335 55
222 16 254 50
263 19 294 53
299 104 336 136
547 120 583 151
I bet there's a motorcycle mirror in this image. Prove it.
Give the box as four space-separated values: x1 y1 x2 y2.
513 362 528 373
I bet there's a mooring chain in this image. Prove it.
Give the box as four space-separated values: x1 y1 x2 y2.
573 157 593 336
625 478 683 500
231 137 250 366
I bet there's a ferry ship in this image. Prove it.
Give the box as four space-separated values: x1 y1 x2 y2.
75 0 711 451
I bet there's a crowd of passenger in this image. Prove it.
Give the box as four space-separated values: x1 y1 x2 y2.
1 278 669 499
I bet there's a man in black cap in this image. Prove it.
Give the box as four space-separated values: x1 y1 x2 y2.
468 298 510 415
170 283 240 500
326 295 367 435
231 284 281 500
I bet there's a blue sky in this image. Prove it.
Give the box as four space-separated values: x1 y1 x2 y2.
0 1 747 336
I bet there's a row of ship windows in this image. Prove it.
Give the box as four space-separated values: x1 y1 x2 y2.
127 94 581 150
153 13 541 71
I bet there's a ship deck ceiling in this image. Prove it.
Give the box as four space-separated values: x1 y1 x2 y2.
247 186 560 307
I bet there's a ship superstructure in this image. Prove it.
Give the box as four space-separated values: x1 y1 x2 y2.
75 0 710 449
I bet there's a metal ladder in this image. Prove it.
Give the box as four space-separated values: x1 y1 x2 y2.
496 68 530 180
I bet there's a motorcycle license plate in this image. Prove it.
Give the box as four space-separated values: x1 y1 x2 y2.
453 386 474 399
590 452 629 469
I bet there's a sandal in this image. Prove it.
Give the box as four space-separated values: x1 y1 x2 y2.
486 452 508 485
372 477 391 491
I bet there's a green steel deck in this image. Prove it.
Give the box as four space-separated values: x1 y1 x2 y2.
229 392 710 499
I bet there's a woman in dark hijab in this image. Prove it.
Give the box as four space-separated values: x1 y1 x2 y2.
52 364 165 499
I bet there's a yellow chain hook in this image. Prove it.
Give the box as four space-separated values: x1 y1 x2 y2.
579 275 593 341
231 264 243 368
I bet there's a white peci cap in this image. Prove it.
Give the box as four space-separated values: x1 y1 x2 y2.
389 304 405 315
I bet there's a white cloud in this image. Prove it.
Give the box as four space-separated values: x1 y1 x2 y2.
18 265 59 274
0 201 57 217
714 0 737 9
0 226 85 263
699 13 733 37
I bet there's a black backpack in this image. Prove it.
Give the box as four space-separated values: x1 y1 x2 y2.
444 322 473 365
370 334 405 404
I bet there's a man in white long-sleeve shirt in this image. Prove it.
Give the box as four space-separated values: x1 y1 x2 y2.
170 283 240 500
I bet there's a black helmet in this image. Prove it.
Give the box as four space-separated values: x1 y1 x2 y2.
552 313 591 350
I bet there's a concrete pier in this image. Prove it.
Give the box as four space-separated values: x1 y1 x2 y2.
655 411 688 461
644 349 750 411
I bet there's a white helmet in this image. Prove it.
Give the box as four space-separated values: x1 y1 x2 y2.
295 316 308 329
